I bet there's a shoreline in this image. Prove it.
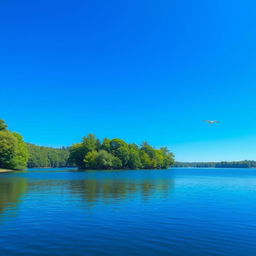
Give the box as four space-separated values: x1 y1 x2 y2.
0 169 15 173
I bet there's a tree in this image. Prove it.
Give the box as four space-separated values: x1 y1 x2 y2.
10 133 29 170
115 146 130 167
112 156 122 169
0 130 17 168
141 142 156 159
127 148 142 169
84 151 98 169
69 134 100 169
0 119 7 131
139 150 152 169
101 138 111 152
110 138 127 153
94 150 114 169
82 134 100 153
69 143 86 168
0 130 28 170
160 147 175 169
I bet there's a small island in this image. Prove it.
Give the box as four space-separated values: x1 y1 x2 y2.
69 134 175 170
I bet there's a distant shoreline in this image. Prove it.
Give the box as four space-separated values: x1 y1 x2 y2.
174 160 256 168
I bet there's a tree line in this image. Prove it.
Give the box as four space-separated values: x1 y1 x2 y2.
0 119 70 170
69 134 175 169
27 144 70 168
174 161 256 168
0 119 175 170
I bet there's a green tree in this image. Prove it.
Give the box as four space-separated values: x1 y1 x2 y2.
101 138 111 152
69 143 86 168
10 133 29 170
109 139 130 167
94 150 114 169
127 148 142 169
69 134 100 169
115 146 130 167
83 150 98 169
0 119 7 131
0 130 28 170
112 156 122 169
160 147 175 169
110 138 127 152
82 134 100 153
0 130 17 168
141 142 156 159
139 150 152 169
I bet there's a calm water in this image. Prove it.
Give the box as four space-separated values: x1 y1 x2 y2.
0 168 256 256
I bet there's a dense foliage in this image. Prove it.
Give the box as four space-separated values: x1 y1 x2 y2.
0 119 70 169
27 144 70 168
69 134 175 169
0 119 174 170
174 161 256 168
0 120 29 170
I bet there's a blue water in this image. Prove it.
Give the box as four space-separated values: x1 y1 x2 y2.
0 168 256 256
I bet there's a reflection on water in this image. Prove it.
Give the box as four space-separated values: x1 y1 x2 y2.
69 178 174 205
1 169 256 256
0 177 27 219
0 171 175 217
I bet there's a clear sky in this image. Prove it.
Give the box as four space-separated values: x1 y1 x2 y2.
0 0 256 161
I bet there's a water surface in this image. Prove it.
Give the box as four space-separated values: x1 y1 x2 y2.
0 168 256 256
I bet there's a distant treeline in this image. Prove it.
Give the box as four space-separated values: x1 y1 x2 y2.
174 161 256 168
27 144 70 168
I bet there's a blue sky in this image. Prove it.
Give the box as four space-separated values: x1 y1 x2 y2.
0 0 256 161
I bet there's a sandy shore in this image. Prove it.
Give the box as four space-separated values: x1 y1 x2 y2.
0 169 14 173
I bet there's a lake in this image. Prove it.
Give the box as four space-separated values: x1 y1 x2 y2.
0 168 256 256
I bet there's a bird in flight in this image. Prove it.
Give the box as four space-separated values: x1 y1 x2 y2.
203 120 220 124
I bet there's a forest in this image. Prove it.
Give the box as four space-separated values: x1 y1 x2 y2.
0 119 175 170
27 144 70 168
0 119 70 170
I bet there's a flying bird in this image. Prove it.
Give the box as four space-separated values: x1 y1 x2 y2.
203 120 220 124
